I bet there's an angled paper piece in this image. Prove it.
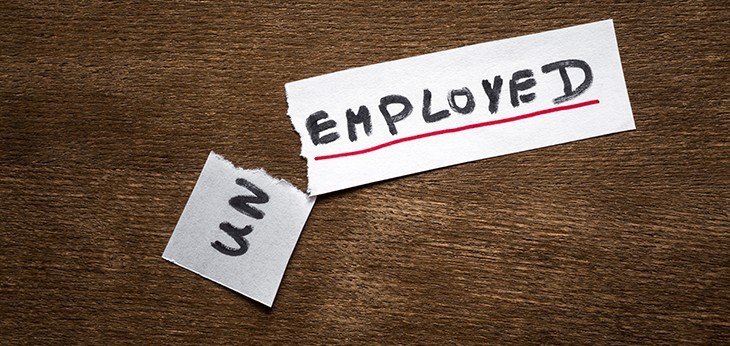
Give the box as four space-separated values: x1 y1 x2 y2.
286 19 634 195
162 152 315 307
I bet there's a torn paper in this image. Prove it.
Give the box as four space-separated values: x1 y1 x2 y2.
286 19 635 195
162 152 315 307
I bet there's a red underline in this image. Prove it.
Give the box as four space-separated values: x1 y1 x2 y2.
314 99 600 161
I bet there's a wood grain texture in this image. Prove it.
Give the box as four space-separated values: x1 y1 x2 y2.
1 1 728 344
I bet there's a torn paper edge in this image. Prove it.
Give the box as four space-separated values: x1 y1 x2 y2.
162 151 315 307
211 151 313 200
284 88 318 195
209 152 317 305
284 19 624 196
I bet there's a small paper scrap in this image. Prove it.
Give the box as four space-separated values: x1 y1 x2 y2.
286 19 634 195
162 152 315 307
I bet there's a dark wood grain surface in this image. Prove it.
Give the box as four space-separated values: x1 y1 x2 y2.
1 1 728 344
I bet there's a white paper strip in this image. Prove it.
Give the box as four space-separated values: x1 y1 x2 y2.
162 152 315 307
286 19 634 195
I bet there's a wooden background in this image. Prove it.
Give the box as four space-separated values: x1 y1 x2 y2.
1 1 728 344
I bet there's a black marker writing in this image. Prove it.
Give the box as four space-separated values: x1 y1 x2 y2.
211 178 270 256
481 76 503 114
379 94 413 135
229 178 269 219
211 223 253 256
304 58 594 145
306 110 339 145
541 59 593 104
509 69 536 107
346 105 372 142
448 87 475 115
422 88 450 123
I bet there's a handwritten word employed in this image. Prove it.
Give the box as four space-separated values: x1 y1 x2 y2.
305 59 593 147
286 20 635 195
